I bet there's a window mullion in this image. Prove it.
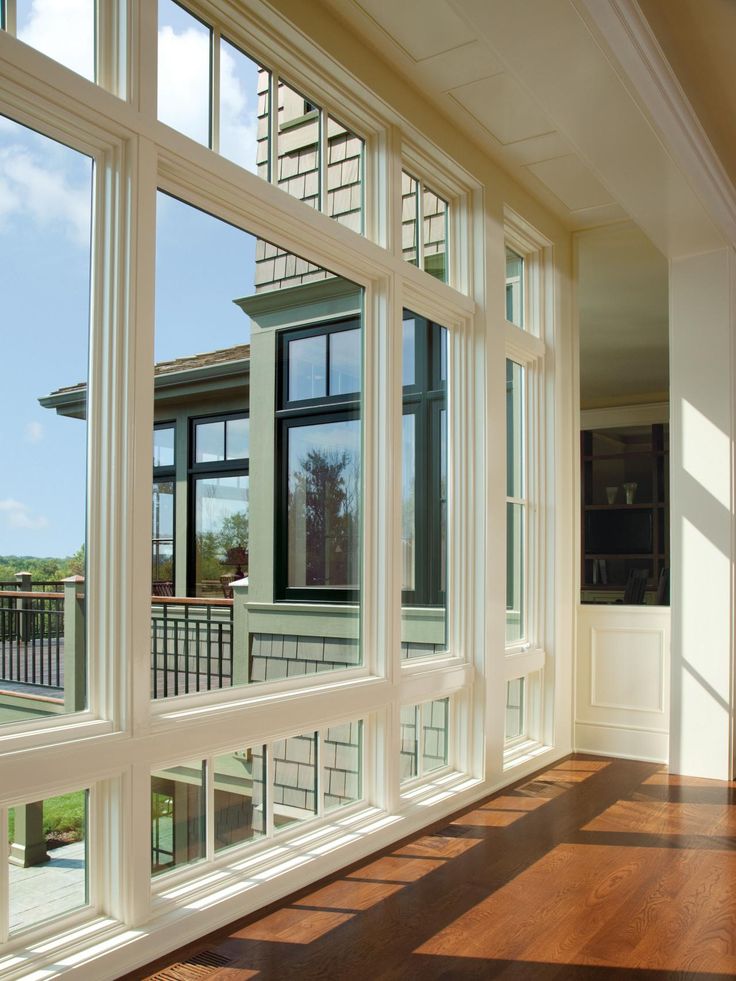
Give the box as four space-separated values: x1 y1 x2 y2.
210 27 221 154
4 0 16 34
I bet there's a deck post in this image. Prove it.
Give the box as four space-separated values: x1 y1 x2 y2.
231 578 250 687
8 801 48 868
63 576 86 712
15 571 32 642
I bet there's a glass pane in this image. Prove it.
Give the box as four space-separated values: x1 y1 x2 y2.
153 424 175 469
16 0 95 81
154 190 363 698
1 116 91 723
195 420 225 463
219 38 263 174
151 760 206 875
422 186 448 283
214 747 266 852
422 698 449 773
401 315 448 659
195 475 249 596
287 420 360 589
401 414 416 592
158 0 211 147
8 791 88 934
288 334 326 401
505 678 525 741
507 360 524 499
506 247 524 327
278 79 320 209
272 732 317 831
152 480 175 588
399 704 418 783
506 502 525 644
327 117 364 233
226 416 249 460
323 720 363 812
402 316 416 387
402 171 419 265
329 328 361 396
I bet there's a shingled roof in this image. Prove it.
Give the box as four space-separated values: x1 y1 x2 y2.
46 343 251 397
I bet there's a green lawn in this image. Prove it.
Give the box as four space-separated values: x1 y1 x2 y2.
7 791 86 844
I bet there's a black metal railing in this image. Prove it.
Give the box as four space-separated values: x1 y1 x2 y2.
151 596 233 699
0 591 64 689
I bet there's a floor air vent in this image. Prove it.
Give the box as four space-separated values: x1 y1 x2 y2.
149 949 232 980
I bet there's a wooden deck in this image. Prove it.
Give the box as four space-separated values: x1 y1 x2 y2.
129 755 736 980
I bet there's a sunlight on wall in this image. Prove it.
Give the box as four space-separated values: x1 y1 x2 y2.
681 399 730 509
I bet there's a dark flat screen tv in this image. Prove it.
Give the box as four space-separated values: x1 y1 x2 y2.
586 510 653 555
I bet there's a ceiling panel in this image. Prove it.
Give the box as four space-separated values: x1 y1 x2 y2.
415 41 502 93
525 154 616 211
450 73 554 145
354 0 476 62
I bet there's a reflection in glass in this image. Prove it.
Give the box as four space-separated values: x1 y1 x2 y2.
422 186 448 283
151 760 206 875
219 38 263 174
327 117 364 233
153 424 175 468
287 420 360 589
2 116 92 718
226 416 249 460
323 721 363 812
329 328 361 396
505 678 525 740
194 474 249 595
506 247 524 327
16 0 95 81
401 314 448 658
272 733 317 831
399 704 418 782
402 171 419 265
402 414 416 591
195 420 225 463
507 502 524 644
278 79 320 209
506 360 525 644
152 481 175 586
422 698 449 773
158 0 211 147
289 334 326 401
214 747 266 852
8 791 88 934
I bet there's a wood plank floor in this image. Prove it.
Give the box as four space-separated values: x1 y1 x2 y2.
127 756 736 980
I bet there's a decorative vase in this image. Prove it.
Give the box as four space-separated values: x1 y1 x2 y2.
623 481 637 504
606 486 618 504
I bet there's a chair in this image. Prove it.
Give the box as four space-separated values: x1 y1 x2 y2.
152 581 174 597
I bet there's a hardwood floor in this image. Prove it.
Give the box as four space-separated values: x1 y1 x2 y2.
129 756 736 980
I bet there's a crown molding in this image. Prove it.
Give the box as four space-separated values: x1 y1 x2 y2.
575 0 736 249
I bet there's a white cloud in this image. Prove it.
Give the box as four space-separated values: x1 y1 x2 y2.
157 25 258 170
158 25 210 144
0 499 48 530
24 422 44 443
0 143 91 245
219 46 258 172
17 0 95 81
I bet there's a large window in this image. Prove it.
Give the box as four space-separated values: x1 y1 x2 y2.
401 312 448 658
276 320 362 602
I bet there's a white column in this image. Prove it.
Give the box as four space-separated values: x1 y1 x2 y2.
669 247 735 778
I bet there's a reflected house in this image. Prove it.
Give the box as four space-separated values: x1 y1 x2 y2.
33 81 449 706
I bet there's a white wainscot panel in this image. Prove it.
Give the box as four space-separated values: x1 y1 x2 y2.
576 605 670 763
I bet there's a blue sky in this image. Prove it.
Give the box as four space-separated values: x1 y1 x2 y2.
1 2 261 558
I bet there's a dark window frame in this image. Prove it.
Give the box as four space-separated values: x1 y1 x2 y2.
275 320 362 603
187 411 250 597
152 421 176 590
402 313 447 608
